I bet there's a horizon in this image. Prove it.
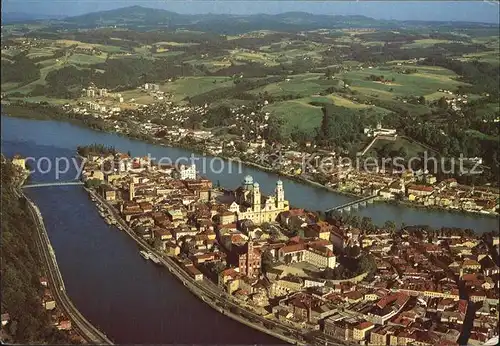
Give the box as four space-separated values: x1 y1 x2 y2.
2 1 500 24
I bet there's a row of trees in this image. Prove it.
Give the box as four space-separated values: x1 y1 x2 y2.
76 144 117 157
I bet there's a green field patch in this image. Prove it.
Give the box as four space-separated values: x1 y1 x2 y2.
1 82 20 92
330 95 371 109
94 44 127 53
401 39 451 49
410 65 458 77
154 41 200 47
361 41 385 47
460 51 500 65
160 76 235 102
230 50 271 64
152 51 185 58
424 91 450 101
350 86 394 98
249 73 327 97
263 99 324 135
465 129 499 141
367 136 434 158
133 45 152 55
343 67 465 98
67 53 106 65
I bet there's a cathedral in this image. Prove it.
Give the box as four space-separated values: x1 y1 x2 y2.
228 175 290 225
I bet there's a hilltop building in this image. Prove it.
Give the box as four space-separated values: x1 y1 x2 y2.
364 123 397 138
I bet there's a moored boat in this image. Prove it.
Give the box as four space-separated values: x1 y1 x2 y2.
148 252 161 264
139 250 149 260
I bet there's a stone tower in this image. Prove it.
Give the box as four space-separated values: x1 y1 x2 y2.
243 175 254 191
275 179 285 209
129 181 135 201
246 240 255 277
253 182 261 212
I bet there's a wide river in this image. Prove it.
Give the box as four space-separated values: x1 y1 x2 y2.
1 116 498 343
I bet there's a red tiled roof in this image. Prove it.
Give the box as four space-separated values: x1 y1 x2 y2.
280 243 306 254
356 321 374 330
408 184 434 192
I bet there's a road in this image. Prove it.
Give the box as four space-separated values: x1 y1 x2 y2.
90 188 352 346
18 188 113 345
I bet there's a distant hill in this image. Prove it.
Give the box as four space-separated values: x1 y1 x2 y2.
48 6 405 33
1 12 65 24
64 5 188 26
5 6 498 32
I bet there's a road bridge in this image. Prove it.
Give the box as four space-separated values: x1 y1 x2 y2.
22 181 84 188
326 194 377 213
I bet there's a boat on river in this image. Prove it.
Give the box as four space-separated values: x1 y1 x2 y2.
139 250 149 260
148 252 161 264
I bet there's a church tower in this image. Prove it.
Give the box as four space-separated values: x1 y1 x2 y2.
275 180 285 209
246 240 255 277
253 182 261 212
129 181 135 201
243 175 254 191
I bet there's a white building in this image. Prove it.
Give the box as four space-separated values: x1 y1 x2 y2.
179 164 197 180
364 123 397 138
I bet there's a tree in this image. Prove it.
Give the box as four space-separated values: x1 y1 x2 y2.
438 96 448 109
350 215 361 228
180 241 195 255
210 261 226 275
262 250 274 272
357 254 377 276
361 216 374 231
383 220 397 232
347 245 361 258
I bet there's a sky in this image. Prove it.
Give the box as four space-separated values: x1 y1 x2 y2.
2 1 500 23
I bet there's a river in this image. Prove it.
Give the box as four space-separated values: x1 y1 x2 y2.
1 115 498 343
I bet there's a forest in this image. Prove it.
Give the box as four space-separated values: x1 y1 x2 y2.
0 159 72 344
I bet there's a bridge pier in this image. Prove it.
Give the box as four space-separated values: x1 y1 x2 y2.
325 194 377 215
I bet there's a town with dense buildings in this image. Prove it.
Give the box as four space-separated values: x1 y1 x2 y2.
2 4 499 345
77 149 499 345
52 87 500 218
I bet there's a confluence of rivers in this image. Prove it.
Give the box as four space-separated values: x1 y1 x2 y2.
1 115 498 343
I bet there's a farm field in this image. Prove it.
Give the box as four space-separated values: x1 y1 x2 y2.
341 66 466 98
329 95 371 109
460 51 500 65
248 73 329 97
401 39 451 49
160 76 235 102
366 136 436 158
67 53 107 65
263 99 324 135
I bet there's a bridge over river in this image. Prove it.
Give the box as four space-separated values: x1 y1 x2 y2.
22 181 84 189
325 194 378 213
23 180 377 214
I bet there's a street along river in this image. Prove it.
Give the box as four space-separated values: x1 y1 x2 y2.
1 115 498 343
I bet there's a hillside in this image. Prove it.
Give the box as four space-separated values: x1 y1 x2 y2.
21 6 498 33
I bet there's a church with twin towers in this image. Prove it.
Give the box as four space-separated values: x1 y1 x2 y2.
229 175 290 225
